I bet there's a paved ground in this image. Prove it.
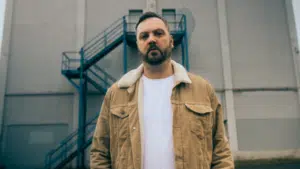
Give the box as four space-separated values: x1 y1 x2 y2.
237 163 300 169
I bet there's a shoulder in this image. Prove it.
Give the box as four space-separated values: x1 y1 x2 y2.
188 72 209 83
187 72 215 92
105 82 128 98
186 72 221 111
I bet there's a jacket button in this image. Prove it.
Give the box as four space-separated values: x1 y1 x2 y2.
133 127 136 130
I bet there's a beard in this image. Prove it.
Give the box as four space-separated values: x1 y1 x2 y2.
140 43 172 66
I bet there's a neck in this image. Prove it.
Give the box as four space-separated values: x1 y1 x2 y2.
143 59 173 79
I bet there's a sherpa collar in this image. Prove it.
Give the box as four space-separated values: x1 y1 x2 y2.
117 60 192 88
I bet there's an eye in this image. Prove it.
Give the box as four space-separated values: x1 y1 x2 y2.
139 33 149 40
154 29 165 37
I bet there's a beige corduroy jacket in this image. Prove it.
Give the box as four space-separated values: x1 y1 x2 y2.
90 60 234 169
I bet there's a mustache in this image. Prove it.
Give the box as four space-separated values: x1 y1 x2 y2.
147 44 161 53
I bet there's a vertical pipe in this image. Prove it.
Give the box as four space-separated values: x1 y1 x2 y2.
0 0 14 156
181 41 185 67
217 0 238 151
286 0 300 122
73 0 86 167
77 48 85 168
123 16 128 74
183 15 190 71
82 70 87 166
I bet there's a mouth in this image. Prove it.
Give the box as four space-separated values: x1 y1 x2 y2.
149 49 159 52
147 46 160 54
147 48 161 56
148 47 159 51
149 50 159 56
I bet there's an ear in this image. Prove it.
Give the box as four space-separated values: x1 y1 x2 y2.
170 35 174 48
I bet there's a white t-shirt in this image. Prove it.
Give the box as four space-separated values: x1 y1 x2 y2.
142 75 175 169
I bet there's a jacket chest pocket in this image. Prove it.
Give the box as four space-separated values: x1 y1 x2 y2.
111 107 129 139
185 103 213 140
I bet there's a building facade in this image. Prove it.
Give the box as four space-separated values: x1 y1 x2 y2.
0 0 300 168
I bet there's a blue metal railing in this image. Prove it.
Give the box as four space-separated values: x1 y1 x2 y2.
88 64 117 90
61 14 186 72
51 14 187 169
45 113 99 169
61 51 81 71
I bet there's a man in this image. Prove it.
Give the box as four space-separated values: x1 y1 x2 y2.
90 12 234 169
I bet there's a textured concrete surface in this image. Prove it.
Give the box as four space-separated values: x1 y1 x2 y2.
237 163 300 169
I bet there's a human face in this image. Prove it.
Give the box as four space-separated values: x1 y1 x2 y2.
136 17 174 65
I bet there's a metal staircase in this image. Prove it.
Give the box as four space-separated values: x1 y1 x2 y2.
45 14 188 169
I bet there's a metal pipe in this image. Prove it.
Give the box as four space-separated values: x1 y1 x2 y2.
123 16 128 74
183 15 189 71
77 48 85 168
181 41 185 67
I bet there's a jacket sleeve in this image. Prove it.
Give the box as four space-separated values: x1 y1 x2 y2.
90 88 112 169
208 84 235 169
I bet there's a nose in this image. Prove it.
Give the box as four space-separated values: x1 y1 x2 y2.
147 33 157 44
148 41 156 48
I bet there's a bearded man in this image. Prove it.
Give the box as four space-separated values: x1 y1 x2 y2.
90 12 234 169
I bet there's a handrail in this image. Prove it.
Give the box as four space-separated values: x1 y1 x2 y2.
45 112 99 169
83 14 186 59
61 51 80 70
48 108 99 156
178 14 185 31
83 22 123 52
61 14 186 72
84 30 123 59
84 31 123 60
87 69 111 88
83 17 123 48
84 28 123 56
92 64 117 82
85 32 122 60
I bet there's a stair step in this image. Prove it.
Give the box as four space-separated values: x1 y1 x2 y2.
62 70 80 79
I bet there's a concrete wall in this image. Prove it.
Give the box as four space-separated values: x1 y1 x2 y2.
2 95 73 168
7 0 76 93
226 0 300 151
1 0 300 168
4 95 73 125
1 0 78 168
3 124 68 169
158 0 224 89
227 0 296 88
235 91 300 150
